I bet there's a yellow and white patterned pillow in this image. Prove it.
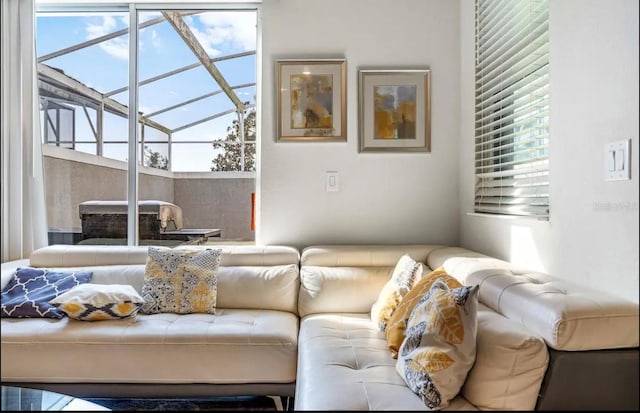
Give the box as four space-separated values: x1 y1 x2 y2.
385 267 463 358
371 254 423 331
396 280 479 410
141 247 222 315
50 283 144 321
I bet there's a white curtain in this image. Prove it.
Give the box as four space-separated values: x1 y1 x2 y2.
1 0 48 262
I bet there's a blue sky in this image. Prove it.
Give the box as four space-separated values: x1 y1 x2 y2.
36 10 257 171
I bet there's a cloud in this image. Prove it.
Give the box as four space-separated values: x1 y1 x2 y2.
191 11 256 57
84 11 256 60
151 29 162 49
138 105 155 114
85 16 128 60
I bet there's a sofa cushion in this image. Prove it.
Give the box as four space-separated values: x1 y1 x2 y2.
29 245 300 268
370 254 423 331
396 282 479 410
141 247 221 314
1 309 298 384
386 268 462 357
462 303 549 410
298 266 394 317
33 263 300 314
1 268 93 319
301 245 443 267
50 284 144 321
294 313 477 411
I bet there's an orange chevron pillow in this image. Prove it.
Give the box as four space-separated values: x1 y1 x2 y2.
385 267 463 358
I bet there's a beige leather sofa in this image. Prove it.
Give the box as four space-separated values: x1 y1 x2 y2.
1 243 639 411
0 244 301 405
295 245 639 411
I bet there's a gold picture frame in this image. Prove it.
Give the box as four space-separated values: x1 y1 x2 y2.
276 59 347 142
358 68 431 152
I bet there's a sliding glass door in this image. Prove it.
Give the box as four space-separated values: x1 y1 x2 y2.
36 3 258 247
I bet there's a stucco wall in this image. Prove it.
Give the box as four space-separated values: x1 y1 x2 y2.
174 176 255 241
43 147 254 241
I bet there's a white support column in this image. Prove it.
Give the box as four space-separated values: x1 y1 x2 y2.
238 110 245 171
168 132 172 172
127 4 139 246
96 102 103 156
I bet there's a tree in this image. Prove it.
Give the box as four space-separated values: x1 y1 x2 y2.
211 107 256 172
144 145 168 170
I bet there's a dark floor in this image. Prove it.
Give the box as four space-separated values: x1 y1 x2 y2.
85 396 280 411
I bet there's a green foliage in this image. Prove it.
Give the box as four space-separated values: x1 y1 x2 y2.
211 108 256 172
143 145 168 170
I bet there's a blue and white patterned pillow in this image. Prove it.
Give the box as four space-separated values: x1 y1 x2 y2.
1 267 93 319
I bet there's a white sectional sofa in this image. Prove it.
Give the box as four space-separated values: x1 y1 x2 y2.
1 243 639 411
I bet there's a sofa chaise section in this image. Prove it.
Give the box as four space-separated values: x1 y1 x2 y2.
295 244 639 411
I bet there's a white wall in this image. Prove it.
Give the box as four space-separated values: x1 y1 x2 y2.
459 0 639 302
258 0 461 250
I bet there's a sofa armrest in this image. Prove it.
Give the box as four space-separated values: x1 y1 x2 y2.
1 259 30 290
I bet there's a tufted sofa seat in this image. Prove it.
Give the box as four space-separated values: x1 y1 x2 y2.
1 244 301 400
294 245 639 411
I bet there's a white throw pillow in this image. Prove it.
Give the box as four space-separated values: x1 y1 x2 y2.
371 254 423 331
396 280 479 409
50 283 144 321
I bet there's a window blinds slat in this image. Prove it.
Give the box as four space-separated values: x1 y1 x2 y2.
475 132 549 154
474 197 549 207
473 204 549 216
476 94 549 127
475 41 549 101
477 2 528 50
477 8 547 76
476 162 548 179
477 4 547 61
475 63 549 111
475 175 548 188
475 107 549 139
476 155 548 174
475 146 547 166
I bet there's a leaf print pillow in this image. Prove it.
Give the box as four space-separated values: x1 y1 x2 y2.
395 280 479 410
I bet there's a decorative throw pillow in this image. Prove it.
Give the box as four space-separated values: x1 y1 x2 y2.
140 247 222 315
371 254 423 331
0 267 93 319
396 280 479 410
386 267 463 357
50 283 144 321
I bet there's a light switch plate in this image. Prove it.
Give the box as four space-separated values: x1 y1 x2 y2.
326 171 339 192
604 139 631 181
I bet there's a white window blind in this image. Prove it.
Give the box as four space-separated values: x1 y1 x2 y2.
474 0 549 219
